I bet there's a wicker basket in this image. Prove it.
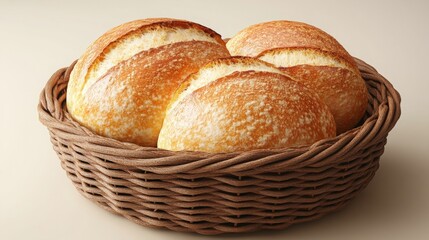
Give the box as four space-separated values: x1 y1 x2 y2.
38 58 400 235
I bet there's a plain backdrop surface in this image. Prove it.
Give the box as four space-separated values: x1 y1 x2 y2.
1 0 428 239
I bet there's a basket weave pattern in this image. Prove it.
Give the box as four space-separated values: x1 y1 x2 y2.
38 58 400 235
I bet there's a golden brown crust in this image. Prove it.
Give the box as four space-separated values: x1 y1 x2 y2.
72 41 229 146
67 18 230 147
257 46 359 75
280 65 368 134
158 71 336 152
256 46 367 133
226 20 356 68
71 18 225 91
165 56 281 113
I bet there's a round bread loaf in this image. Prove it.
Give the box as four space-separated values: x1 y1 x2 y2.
67 18 230 146
259 47 368 133
226 21 368 133
158 57 336 153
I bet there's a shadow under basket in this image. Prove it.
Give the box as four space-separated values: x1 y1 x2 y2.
38 58 401 235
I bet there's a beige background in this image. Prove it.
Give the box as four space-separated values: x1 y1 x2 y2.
1 0 428 239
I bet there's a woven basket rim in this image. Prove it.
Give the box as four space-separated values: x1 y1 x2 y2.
38 57 401 174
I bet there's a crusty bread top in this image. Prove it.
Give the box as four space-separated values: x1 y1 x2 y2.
226 20 355 66
259 47 367 134
167 57 284 113
68 18 226 116
66 18 230 147
84 26 220 94
158 70 336 152
72 41 229 146
258 47 359 75
75 18 223 78
281 65 367 133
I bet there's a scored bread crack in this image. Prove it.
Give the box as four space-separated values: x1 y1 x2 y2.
168 58 284 113
258 48 356 73
82 26 219 94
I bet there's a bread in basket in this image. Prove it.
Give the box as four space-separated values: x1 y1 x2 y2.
38 18 401 235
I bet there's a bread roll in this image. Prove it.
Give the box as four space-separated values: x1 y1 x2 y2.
259 47 368 133
226 20 368 133
158 57 336 153
67 18 230 146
